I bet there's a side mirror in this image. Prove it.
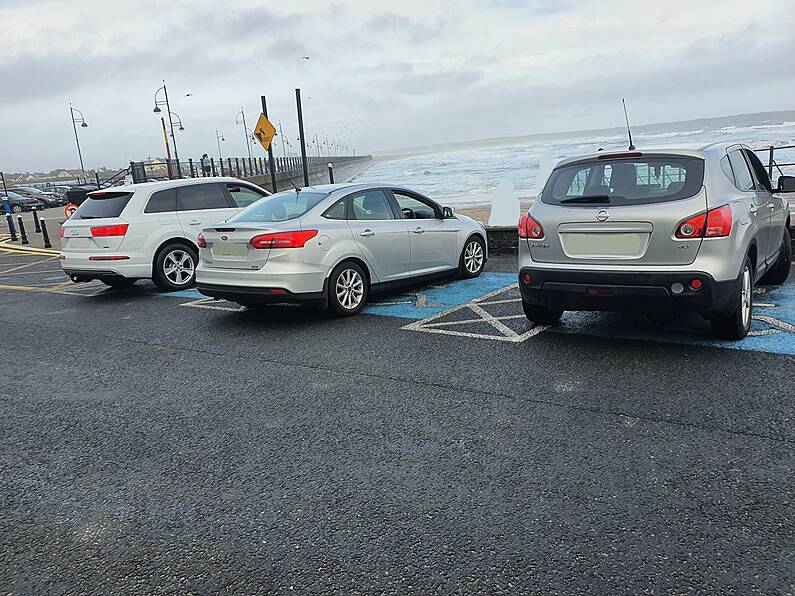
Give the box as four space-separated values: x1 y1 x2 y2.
777 175 795 193
442 206 454 218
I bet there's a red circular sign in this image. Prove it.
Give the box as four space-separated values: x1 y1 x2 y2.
64 203 78 219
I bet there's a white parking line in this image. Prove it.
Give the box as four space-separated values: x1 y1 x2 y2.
402 284 548 342
180 297 244 312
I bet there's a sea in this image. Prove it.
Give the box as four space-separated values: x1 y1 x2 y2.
351 115 795 208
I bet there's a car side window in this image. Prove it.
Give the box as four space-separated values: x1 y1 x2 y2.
226 184 266 208
322 199 347 220
350 190 394 220
392 191 438 219
177 183 230 211
144 189 176 213
743 149 773 192
720 156 735 186
727 151 755 192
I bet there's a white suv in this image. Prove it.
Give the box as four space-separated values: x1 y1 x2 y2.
60 178 269 290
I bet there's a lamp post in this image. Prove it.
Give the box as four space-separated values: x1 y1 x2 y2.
69 104 88 174
216 130 225 160
153 81 180 173
235 108 254 161
278 122 287 157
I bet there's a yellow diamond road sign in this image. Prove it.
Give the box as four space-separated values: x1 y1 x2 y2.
253 113 277 151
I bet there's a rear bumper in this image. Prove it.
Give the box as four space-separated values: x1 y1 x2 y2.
519 267 740 317
60 253 151 280
196 282 327 306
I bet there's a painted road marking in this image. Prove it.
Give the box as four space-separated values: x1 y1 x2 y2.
403 284 548 343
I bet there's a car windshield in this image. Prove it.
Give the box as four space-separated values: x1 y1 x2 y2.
228 190 329 223
542 154 705 207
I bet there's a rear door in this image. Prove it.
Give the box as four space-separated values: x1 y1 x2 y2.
529 153 708 266
176 182 238 242
60 191 134 254
390 189 459 274
345 189 411 282
728 149 770 265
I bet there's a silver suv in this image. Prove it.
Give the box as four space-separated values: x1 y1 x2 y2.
518 143 792 339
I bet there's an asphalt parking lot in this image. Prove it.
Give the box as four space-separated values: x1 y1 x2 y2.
0 243 792 594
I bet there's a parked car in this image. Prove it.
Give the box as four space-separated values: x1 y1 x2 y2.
195 183 488 315
518 143 792 340
59 178 268 289
10 187 66 208
3 190 43 213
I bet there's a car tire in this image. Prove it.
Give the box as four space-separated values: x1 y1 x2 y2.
101 278 136 289
152 242 198 291
758 229 791 286
328 261 368 316
522 300 563 325
711 257 753 340
460 236 486 278
11 204 22 213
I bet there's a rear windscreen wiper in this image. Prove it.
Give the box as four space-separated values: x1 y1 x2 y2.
559 195 613 204
79 215 98 219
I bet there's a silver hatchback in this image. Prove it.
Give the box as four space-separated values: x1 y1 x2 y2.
518 143 792 339
196 183 488 315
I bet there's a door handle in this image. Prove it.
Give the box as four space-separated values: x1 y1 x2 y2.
360 229 374 237
188 220 201 225
749 205 758 214
412 227 424 234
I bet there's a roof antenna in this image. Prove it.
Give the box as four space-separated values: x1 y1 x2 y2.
622 98 635 150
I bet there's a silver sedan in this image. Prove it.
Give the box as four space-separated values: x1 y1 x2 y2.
196 183 488 315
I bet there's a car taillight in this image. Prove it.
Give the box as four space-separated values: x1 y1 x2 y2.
249 230 318 249
90 224 128 237
518 214 544 239
197 233 206 248
676 205 732 239
59 227 65 237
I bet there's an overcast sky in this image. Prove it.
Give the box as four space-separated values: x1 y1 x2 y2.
1 0 794 172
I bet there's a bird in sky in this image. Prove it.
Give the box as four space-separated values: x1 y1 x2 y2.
185 93 194 97
301 56 310 60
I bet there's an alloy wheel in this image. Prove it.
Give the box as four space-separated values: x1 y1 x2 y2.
335 268 364 310
741 264 751 329
464 241 484 274
163 249 195 286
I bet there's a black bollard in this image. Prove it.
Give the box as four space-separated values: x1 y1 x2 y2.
327 163 334 184
31 207 41 233
40 218 52 249
5 212 18 241
17 215 29 245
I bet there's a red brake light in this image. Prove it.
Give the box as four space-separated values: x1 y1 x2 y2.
249 230 318 249
90 224 128 237
59 227 65 237
597 152 643 160
197 233 207 248
675 205 731 239
705 204 732 237
518 214 544 239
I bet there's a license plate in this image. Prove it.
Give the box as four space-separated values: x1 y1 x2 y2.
68 238 90 249
212 243 248 258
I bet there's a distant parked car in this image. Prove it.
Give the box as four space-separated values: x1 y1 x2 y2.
11 187 66 208
518 143 792 340
195 183 488 315
59 178 268 289
3 190 43 213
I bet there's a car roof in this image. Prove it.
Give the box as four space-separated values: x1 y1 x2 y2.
88 176 252 195
555 142 745 168
280 182 427 195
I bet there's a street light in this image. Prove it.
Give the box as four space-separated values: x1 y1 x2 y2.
169 112 185 132
69 103 88 173
278 122 287 157
216 130 225 160
153 80 180 165
235 108 254 161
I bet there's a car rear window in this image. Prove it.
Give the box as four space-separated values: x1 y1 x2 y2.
541 154 705 207
72 192 134 219
228 190 329 223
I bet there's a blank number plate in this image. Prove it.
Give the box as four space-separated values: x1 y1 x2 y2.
212 243 248 258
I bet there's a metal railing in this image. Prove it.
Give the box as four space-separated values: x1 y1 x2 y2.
754 144 795 187
129 155 367 184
